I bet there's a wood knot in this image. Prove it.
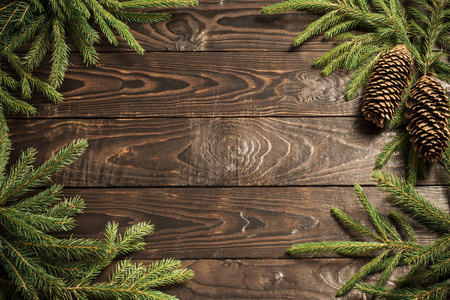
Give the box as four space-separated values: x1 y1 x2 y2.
278 70 360 104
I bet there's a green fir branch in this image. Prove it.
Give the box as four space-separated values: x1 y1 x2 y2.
336 250 390 296
405 233 450 267
0 135 194 298
354 183 401 241
372 170 450 233
119 0 199 9
356 281 450 300
377 251 403 286
49 17 70 88
287 241 385 256
389 211 417 243
0 0 198 117
331 207 383 241
288 169 450 297
375 132 409 169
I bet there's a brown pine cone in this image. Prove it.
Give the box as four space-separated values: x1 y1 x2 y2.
362 44 413 127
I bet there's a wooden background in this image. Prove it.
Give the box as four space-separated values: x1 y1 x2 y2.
8 0 450 299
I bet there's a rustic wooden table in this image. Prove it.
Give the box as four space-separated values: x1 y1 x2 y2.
7 0 450 299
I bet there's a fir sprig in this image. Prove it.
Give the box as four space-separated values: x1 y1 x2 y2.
262 0 450 180
0 131 193 299
261 0 410 97
287 170 450 299
0 0 198 117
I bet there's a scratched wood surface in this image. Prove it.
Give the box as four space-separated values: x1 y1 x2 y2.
7 0 450 299
57 186 446 260
28 52 362 118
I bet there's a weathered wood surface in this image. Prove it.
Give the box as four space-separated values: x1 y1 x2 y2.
82 0 331 53
25 52 362 118
12 117 447 187
96 259 405 299
61 186 446 259
9 117 448 187
7 0 450 298
166 259 405 299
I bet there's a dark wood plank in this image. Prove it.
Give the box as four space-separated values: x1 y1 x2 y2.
96 259 406 299
58 186 447 259
157 259 406 299
81 0 332 53
25 52 362 118
10 117 442 187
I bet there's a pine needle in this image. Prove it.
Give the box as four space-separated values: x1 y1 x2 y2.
375 132 409 169
372 170 450 233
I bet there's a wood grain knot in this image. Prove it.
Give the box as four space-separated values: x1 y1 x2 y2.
279 70 361 104
178 119 313 185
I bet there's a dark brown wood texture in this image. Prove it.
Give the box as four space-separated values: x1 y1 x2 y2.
97 259 406 299
61 187 447 259
29 52 361 118
7 1 450 299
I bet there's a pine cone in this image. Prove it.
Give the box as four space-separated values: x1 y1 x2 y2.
406 75 449 162
362 44 413 127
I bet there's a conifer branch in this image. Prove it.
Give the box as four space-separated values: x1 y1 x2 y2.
356 281 450 300
375 132 409 169
372 170 450 233
262 0 450 175
389 211 417 243
377 251 403 286
0 134 194 298
336 250 390 296
0 0 198 116
287 170 450 298
331 207 383 241
287 241 385 255
354 183 402 241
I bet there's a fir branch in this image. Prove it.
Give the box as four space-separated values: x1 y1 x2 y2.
294 11 345 46
336 250 390 296
405 233 450 267
45 195 85 219
356 281 450 300
387 101 408 129
23 25 51 71
372 170 450 233
397 253 450 287
49 17 70 88
120 0 199 9
85 0 144 54
354 183 401 241
377 251 403 286
0 139 87 204
0 14 46 54
19 237 103 261
287 241 385 256
67 23 99 66
331 207 383 241
288 170 450 297
0 0 198 117
0 68 18 90
323 20 360 39
389 211 417 243
10 185 63 213
112 10 172 24
344 46 390 100
375 132 409 169
429 253 450 280
0 85 36 115
0 137 194 298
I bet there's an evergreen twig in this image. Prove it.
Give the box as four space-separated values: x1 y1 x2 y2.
0 0 198 117
261 0 450 180
287 171 450 299
0 132 194 299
